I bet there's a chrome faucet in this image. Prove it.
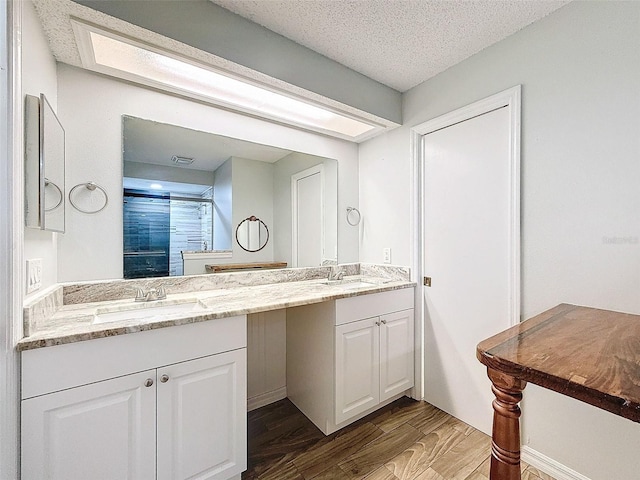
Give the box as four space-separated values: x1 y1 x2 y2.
327 266 345 281
135 285 167 302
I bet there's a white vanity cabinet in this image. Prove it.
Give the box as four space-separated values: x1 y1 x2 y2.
21 316 247 480
22 369 157 480
157 350 245 480
287 288 415 435
335 308 415 424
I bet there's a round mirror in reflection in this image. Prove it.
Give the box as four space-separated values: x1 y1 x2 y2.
236 216 269 252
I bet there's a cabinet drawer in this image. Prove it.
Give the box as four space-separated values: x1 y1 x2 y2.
22 315 246 399
335 287 414 325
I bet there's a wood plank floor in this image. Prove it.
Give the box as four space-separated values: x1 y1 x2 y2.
243 396 556 480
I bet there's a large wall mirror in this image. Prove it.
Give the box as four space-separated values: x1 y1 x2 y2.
122 116 338 279
25 94 66 233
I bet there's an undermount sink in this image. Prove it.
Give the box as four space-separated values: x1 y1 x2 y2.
93 300 206 324
323 280 379 290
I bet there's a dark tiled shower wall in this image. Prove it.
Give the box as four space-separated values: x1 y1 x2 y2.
123 195 171 278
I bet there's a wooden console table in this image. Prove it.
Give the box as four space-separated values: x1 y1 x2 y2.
477 304 640 480
205 262 287 273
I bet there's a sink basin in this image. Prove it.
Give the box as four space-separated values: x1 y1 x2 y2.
93 300 206 324
323 280 378 290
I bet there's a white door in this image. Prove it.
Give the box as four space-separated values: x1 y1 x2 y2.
292 165 323 267
21 370 156 480
423 106 514 435
157 349 247 480
379 309 415 402
335 318 380 424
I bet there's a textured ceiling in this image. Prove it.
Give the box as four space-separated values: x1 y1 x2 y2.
211 0 569 92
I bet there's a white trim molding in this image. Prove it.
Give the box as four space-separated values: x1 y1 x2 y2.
247 387 287 412
0 1 24 478
522 446 592 480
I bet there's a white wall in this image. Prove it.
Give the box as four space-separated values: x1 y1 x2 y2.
57 64 359 281
359 2 640 479
124 161 214 186
213 158 232 251
231 156 274 263
22 0 58 298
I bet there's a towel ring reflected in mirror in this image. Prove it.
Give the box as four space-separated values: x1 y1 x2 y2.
236 216 269 252
44 178 63 212
69 181 109 214
346 207 361 226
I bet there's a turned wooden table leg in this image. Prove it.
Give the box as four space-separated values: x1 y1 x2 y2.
487 368 527 480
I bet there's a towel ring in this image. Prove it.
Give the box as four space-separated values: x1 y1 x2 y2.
346 207 361 226
44 178 63 212
69 181 109 214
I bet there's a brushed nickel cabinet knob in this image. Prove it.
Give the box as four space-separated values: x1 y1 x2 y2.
160 374 169 383
144 378 154 387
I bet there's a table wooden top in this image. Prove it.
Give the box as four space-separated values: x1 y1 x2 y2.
477 304 640 422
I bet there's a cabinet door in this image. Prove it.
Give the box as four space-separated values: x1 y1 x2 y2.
157 349 247 480
21 370 156 480
335 318 380 424
380 309 415 402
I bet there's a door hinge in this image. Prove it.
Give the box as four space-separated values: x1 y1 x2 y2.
423 277 431 287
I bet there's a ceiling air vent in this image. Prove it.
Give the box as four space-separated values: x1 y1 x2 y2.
172 155 194 166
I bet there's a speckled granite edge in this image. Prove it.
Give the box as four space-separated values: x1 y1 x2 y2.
61 264 362 304
23 285 63 336
18 279 415 351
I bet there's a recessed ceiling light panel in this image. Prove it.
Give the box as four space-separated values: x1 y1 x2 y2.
71 20 384 141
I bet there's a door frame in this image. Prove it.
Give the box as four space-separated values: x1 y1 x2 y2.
409 85 522 400
1 1 24 477
291 164 324 267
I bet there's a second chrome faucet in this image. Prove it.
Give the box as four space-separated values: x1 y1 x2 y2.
135 285 167 302
327 266 345 281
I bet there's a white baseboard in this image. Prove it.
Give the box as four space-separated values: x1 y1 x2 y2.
247 387 287 412
522 446 591 480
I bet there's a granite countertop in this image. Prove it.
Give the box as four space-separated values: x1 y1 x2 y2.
19 275 415 351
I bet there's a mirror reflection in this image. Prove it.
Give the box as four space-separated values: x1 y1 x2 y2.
122 116 338 278
25 94 66 233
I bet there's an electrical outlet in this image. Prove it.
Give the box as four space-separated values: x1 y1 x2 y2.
26 258 42 294
383 248 391 264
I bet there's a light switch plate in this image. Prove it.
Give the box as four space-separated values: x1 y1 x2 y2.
383 248 391 264
26 258 42 294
